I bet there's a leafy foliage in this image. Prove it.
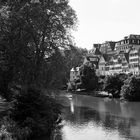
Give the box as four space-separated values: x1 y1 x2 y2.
64 45 87 70
79 62 98 91
121 76 140 101
10 88 62 138
97 75 106 91
104 74 127 98
0 0 77 139
63 45 87 83
0 118 31 140
0 0 77 97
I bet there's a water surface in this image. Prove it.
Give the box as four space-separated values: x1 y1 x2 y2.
56 93 140 140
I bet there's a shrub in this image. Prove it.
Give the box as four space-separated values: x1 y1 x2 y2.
0 117 31 140
10 88 62 139
104 74 127 98
121 76 140 101
98 75 106 91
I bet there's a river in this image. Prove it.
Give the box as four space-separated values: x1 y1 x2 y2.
42 92 140 140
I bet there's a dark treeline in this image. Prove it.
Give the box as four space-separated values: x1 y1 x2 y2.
0 0 86 139
69 60 140 102
99 73 140 101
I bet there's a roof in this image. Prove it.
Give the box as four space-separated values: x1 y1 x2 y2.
94 48 102 55
112 51 129 63
124 53 129 63
116 34 140 44
102 54 110 62
108 42 116 51
70 67 80 72
125 34 140 39
89 48 101 55
70 68 75 72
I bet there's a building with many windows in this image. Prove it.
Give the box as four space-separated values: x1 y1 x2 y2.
115 34 140 53
129 46 140 75
100 41 116 55
98 54 110 75
90 34 140 76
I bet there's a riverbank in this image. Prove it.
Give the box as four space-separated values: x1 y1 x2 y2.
70 90 112 98
68 73 140 102
68 90 130 103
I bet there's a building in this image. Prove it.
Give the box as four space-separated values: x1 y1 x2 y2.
109 51 129 75
119 52 129 73
93 44 101 49
129 46 140 75
88 46 101 56
100 41 116 55
115 34 140 53
93 34 140 76
70 67 80 82
98 54 110 75
83 55 100 69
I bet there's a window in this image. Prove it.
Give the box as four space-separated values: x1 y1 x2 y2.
123 58 126 61
134 64 138 67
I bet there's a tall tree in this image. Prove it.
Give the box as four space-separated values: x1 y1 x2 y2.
79 62 98 91
64 45 87 80
0 0 77 97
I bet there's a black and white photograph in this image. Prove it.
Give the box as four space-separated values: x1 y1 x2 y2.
0 0 140 140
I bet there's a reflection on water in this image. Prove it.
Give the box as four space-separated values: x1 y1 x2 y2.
56 93 140 140
69 98 74 114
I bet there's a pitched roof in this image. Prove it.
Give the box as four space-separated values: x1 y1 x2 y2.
94 48 102 55
89 48 101 55
124 53 129 63
70 67 80 72
108 42 116 51
102 54 109 62
115 51 129 62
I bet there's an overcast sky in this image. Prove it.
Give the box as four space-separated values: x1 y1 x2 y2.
69 0 140 49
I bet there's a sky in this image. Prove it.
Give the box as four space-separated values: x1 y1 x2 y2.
69 0 140 50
